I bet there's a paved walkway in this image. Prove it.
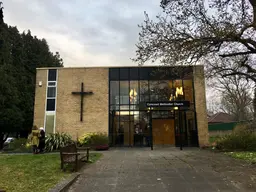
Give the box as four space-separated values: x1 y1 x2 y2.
68 148 256 192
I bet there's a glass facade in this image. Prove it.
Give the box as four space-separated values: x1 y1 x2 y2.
109 67 198 147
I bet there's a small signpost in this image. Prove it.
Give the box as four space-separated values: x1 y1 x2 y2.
146 101 190 108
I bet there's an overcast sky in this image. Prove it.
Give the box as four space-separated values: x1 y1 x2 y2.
3 0 218 108
3 0 162 67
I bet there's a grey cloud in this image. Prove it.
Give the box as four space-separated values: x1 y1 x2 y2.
3 0 162 66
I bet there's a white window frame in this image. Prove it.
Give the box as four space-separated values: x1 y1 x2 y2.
44 69 58 134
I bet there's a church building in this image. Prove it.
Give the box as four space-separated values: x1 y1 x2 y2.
33 65 209 147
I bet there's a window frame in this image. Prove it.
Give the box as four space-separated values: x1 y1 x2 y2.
44 69 58 134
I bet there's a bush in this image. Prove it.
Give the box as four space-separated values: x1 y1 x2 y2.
3 138 32 153
78 132 108 147
8 138 27 148
216 130 256 151
45 132 74 152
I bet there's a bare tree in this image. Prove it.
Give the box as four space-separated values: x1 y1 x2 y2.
207 93 221 114
208 75 253 121
133 0 256 116
134 0 256 75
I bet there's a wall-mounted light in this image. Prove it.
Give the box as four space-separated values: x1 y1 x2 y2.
39 81 42 87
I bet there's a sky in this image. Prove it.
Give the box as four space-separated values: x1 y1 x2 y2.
2 0 219 109
3 0 162 67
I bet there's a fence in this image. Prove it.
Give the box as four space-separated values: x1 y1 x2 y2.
208 122 238 131
208 121 247 136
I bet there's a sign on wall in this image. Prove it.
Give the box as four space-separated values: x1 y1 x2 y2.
146 101 190 108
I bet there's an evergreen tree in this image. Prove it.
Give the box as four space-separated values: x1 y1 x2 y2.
0 2 63 149
0 2 3 24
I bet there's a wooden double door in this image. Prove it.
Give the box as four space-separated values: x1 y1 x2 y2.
152 119 175 145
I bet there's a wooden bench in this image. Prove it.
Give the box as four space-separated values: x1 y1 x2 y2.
60 144 90 171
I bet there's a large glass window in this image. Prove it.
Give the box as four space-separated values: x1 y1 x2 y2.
45 114 55 134
120 81 129 104
149 80 172 102
48 69 57 81
172 79 185 101
46 99 55 111
110 81 119 105
120 68 129 80
46 69 57 112
186 111 198 146
47 87 56 98
129 81 139 105
140 81 149 102
109 67 197 147
149 81 159 102
130 68 139 80
139 68 150 80
109 68 119 80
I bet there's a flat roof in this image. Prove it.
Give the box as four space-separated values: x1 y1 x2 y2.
36 65 203 70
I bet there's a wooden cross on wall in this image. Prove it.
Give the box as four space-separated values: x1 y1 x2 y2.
72 82 93 121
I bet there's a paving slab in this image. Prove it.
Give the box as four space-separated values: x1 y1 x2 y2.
68 148 256 192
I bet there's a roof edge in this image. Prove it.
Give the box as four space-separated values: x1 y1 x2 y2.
36 64 202 70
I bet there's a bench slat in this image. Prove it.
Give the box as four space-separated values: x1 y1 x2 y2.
60 144 90 172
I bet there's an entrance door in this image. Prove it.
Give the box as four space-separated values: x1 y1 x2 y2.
152 119 175 145
122 116 134 146
113 115 134 146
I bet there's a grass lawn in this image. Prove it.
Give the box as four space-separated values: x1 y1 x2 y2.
225 151 256 164
0 153 102 192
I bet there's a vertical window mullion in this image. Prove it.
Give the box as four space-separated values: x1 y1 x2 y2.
148 80 150 102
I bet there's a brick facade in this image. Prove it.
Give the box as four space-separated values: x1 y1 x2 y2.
56 68 109 139
193 66 209 147
33 66 208 146
33 70 47 128
33 67 109 140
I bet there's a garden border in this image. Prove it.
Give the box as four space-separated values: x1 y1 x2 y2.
48 173 80 192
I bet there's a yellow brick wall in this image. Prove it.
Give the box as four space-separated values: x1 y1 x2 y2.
33 70 47 128
193 65 209 147
33 66 208 146
55 68 109 140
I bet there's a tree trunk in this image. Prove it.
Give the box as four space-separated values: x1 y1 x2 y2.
0 133 6 150
0 137 3 150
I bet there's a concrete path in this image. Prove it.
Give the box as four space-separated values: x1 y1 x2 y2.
68 148 256 192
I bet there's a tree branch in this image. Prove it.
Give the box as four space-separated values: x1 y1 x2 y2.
248 0 256 28
219 51 253 57
222 72 256 82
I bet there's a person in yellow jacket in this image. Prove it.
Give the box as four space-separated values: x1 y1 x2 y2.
30 125 40 154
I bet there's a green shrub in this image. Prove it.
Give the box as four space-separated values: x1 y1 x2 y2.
78 132 108 147
3 138 32 153
216 131 256 151
209 136 221 143
225 152 256 163
8 138 27 149
45 132 74 152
